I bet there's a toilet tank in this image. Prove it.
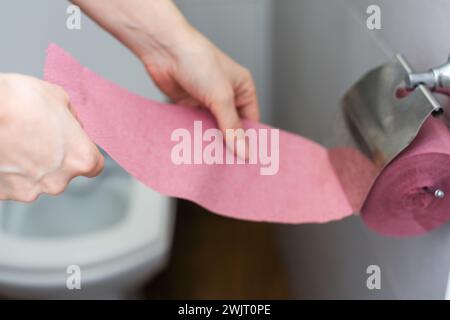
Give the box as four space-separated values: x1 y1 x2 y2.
273 0 450 299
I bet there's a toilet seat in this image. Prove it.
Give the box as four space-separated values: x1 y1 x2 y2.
0 180 175 287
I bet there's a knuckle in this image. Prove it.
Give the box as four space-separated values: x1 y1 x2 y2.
241 69 256 90
242 67 252 79
42 180 67 196
0 176 48 203
17 191 40 203
6 179 38 202
95 155 105 175
76 148 99 174
244 81 256 96
212 88 234 109
51 84 70 102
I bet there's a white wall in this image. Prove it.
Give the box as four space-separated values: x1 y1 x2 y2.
0 0 164 100
273 0 450 299
176 0 274 122
0 0 273 121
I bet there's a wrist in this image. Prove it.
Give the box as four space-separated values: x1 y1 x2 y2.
74 0 196 65
137 15 198 64
119 0 196 62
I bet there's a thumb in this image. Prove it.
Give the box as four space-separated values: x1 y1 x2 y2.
209 89 247 159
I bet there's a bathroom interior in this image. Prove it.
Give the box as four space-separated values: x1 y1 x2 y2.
2 0 450 300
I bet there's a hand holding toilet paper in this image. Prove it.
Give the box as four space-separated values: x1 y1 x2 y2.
44 44 450 237
0 73 104 202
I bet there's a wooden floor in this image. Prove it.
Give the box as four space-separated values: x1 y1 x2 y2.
145 200 291 299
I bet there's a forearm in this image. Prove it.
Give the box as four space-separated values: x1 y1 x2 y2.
72 0 194 61
73 0 260 138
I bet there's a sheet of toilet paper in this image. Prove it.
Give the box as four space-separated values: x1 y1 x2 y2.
44 44 450 236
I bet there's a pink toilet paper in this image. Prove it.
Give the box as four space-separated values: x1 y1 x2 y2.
44 44 450 236
362 117 450 236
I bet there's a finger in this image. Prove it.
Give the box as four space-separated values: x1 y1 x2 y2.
175 96 202 109
237 94 260 122
65 138 105 179
67 100 82 126
82 148 104 178
0 177 40 202
64 112 105 179
150 75 202 110
209 88 248 159
42 81 70 102
145 65 188 102
210 87 241 134
55 148 103 191
41 176 69 196
234 71 260 122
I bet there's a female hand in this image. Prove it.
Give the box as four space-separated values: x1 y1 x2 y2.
74 0 260 139
0 74 104 202
141 27 260 136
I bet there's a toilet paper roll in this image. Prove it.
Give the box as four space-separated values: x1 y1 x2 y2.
43 44 450 237
362 116 450 236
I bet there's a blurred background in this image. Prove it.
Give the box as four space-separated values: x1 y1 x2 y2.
1 0 450 299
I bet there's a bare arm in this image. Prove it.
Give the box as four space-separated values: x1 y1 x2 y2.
73 0 260 139
0 74 103 201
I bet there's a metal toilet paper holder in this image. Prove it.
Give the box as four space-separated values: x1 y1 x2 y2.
340 54 450 200
407 55 450 97
341 54 448 168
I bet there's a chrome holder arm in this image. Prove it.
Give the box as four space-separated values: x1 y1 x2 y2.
407 55 450 96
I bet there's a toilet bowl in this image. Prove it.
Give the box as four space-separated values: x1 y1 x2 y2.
0 156 175 299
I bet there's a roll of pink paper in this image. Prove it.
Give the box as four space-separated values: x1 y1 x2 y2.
43 44 450 237
362 116 450 236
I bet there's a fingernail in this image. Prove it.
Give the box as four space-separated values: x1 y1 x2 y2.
236 135 248 161
225 128 248 161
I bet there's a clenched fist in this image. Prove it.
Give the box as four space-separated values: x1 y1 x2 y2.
0 74 104 202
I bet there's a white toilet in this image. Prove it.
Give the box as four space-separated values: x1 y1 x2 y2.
0 155 175 299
